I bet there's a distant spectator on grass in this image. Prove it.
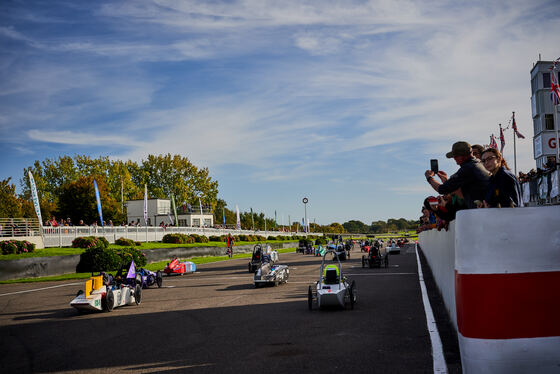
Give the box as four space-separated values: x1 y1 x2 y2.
481 148 523 208
425 141 490 209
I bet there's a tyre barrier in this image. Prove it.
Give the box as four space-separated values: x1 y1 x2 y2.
455 206 560 373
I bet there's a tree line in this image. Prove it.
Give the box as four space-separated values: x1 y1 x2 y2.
342 218 419 234
1 154 218 225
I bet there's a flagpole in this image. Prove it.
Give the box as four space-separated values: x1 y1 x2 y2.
513 112 517 177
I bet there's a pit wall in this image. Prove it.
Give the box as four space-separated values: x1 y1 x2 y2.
0 242 298 281
419 206 560 373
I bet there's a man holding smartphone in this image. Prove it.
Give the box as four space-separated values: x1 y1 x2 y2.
424 141 490 209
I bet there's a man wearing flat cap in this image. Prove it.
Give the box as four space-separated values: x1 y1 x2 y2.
425 141 490 209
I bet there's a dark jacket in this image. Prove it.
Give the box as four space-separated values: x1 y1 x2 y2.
485 166 523 208
437 158 490 209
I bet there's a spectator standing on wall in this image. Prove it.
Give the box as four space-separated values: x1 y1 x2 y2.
425 141 490 209
471 144 484 160
481 148 523 208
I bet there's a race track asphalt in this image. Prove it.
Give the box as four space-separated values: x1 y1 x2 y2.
0 245 437 374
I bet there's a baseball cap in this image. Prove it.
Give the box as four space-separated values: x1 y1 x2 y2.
446 141 472 158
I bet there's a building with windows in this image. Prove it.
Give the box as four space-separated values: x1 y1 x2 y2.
530 60 560 169
126 199 214 227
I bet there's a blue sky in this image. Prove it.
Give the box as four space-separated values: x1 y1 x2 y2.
1 0 559 225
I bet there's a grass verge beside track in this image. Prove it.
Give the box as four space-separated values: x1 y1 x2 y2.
0 248 297 284
0 240 298 260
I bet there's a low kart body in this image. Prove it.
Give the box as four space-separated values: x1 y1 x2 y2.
70 273 141 312
254 250 288 287
386 241 401 255
329 243 347 261
164 258 197 275
308 249 356 310
137 268 163 288
248 244 278 272
362 244 388 268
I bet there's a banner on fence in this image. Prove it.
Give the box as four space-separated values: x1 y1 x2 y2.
93 180 104 226
28 171 43 226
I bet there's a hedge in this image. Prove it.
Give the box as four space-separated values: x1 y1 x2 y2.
162 233 194 244
72 236 109 249
115 237 138 246
1 240 36 255
77 246 147 273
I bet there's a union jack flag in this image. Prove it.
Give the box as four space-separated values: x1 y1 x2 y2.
499 124 505 153
489 134 498 149
511 112 525 139
550 58 560 105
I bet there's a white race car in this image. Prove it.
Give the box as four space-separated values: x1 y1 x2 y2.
308 249 356 310
70 273 142 312
253 249 288 287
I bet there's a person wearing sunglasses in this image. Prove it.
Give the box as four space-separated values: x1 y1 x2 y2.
480 148 523 208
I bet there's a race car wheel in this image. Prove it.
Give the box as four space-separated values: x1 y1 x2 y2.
76 290 84 297
135 274 142 285
349 281 356 310
104 289 114 312
369 260 373 269
361 257 365 268
308 286 313 310
384 256 389 268
156 271 163 288
248 262 252 273
134 284 142 305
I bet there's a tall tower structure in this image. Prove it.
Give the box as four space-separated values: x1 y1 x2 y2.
530 60 560 169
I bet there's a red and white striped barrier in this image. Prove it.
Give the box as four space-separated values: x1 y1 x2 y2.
455 206 560 373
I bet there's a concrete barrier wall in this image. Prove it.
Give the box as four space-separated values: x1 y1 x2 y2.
418 221 457 330
0 242 298 281
420 206 560 373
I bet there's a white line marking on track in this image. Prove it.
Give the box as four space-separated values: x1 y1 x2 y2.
0 282 82 297
415 244 447 373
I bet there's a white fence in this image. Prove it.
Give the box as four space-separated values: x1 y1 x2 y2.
41 226 314 247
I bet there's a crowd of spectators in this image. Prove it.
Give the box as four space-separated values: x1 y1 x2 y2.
418 141 524 233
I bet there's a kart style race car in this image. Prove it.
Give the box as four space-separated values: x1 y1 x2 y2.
386 240 401 255
308 249 356 310
137 268 163 288
70 272 142 313
248 244 278 272
164 258 197 275
329 243 347 261
362 244 388 268
253 252 289 287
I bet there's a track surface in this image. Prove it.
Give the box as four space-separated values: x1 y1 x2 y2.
0 245 434 373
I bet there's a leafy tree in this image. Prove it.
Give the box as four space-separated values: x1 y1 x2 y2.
342 220 370 233
0 178 21 217
57 176 122 225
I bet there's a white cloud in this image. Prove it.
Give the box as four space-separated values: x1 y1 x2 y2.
26 130 145 147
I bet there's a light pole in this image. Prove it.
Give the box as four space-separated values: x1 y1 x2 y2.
302 197 308 234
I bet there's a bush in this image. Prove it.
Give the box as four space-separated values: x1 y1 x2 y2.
190 234 209 243
162 233 194 244
1 240 18 255
1 240 36 255
209 236 221 242
72 236 109 249
237 234 248 241
256 235 267 241
114 247 147 268
115 237 136 246
77 247 120 272
267 235 277 240
77 246 147 272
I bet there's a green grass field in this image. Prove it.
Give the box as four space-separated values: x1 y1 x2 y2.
0 239 298 260
0 247 297 284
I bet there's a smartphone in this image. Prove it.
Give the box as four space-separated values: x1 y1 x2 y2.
430 159 439 173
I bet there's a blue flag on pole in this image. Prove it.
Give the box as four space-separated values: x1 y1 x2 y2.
302 218 305 232
93 180 104 226
222 206 226 226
